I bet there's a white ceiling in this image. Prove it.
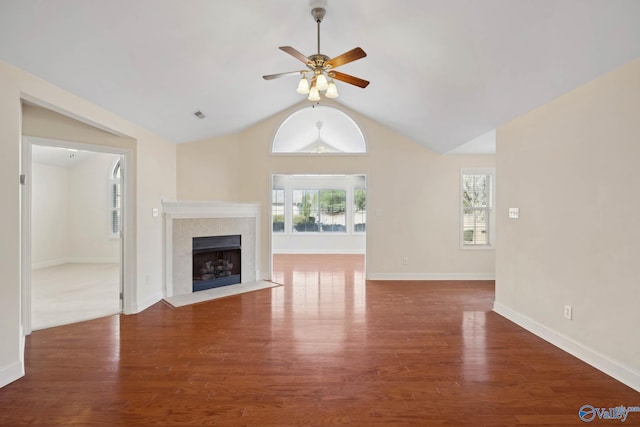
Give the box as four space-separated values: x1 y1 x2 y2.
31 144 98 168
1 1 639 153
273 105 366 153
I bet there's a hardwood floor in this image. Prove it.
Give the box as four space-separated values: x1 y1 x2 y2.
0 254 638 426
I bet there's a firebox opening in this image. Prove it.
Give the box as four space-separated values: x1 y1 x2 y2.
192 235 241 292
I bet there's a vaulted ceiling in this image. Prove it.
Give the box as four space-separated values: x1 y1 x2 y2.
1 0 639 153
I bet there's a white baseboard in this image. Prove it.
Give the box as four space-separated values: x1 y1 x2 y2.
32 257 120 270
0 359 24 389
134 292 163 314
366 272 495 281
272 249 366 255
493 301 640 393
66 257 120 264
32 258 68 270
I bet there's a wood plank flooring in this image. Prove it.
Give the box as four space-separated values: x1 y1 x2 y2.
0 254 638 426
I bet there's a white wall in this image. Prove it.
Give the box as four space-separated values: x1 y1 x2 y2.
178 100 496 280
495 58 640 391
0 61 176 389
31 151 120 268
31 163 70 267
0 62 24 389
68 152 120 263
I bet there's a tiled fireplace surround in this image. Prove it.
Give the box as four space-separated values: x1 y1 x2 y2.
162 201 261 297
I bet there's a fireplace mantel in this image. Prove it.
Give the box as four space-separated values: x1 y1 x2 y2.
162 200 261 297
162 200 261 219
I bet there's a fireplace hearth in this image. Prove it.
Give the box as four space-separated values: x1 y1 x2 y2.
192 235 241 292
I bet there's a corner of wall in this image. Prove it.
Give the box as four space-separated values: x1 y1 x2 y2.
493 301 640 393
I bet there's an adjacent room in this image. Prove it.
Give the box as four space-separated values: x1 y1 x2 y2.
0 1 639 425
29 142 122 330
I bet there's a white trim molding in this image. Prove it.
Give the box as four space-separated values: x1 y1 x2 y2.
493 301 640 393
273 248 366 255
136 291 165 313
162 200 261 219
0 360 25 389
1 324 27 387
32 257 120 270
366 272 495 281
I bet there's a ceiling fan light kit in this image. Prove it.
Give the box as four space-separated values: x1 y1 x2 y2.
263 2 369 102
296 75 310 94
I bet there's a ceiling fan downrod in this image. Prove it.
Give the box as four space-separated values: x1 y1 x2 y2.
311 7 325 56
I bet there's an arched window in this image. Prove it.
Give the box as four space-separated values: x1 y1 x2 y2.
272 105 366 154
110 159 121 237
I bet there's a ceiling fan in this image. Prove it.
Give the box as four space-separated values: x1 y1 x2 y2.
262 4 369 101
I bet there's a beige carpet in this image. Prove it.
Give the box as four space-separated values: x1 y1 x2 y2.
31 263 121 330
164 280 282 308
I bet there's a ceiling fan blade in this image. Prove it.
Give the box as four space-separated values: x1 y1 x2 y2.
279 46 312 66
329 71 370 88
263 71 305 80
325 47 367 69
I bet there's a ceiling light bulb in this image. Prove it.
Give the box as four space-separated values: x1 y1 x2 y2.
307 86 321 102
315 73 328 91
296 76 310 94
325 81 339 98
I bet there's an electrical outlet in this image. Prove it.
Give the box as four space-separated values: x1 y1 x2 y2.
564 305 572 320
402 256 409 266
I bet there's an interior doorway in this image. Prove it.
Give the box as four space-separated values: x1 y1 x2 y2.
23 137 127 331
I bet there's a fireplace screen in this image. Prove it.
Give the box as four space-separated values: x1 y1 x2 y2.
192 235 241 292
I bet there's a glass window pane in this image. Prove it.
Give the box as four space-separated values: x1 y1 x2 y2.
292 190 319 232
462 172 492 246
354 189 366 232
112 210 120 235
272 189 285 232
112 161 121 179
319 190 346 232
112 183 121 209
110 160 122 236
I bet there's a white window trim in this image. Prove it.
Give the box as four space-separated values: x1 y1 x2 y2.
109 158 122 239
270 176 367 237
460 168 495 250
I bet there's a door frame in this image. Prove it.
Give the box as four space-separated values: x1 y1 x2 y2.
21 136 134 334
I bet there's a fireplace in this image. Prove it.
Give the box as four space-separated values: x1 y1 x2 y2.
163 200 260 298
192 235 241 292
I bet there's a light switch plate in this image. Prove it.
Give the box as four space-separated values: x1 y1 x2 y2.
509 207 519 219
152 208 159 217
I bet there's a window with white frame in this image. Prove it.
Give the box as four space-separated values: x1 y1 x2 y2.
291 189 348 232
272 189 285 232
354 188 366 232
319 189 346 232
273 175 366 237
292 189 319 232
110 159 122 238
461 169 494 247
